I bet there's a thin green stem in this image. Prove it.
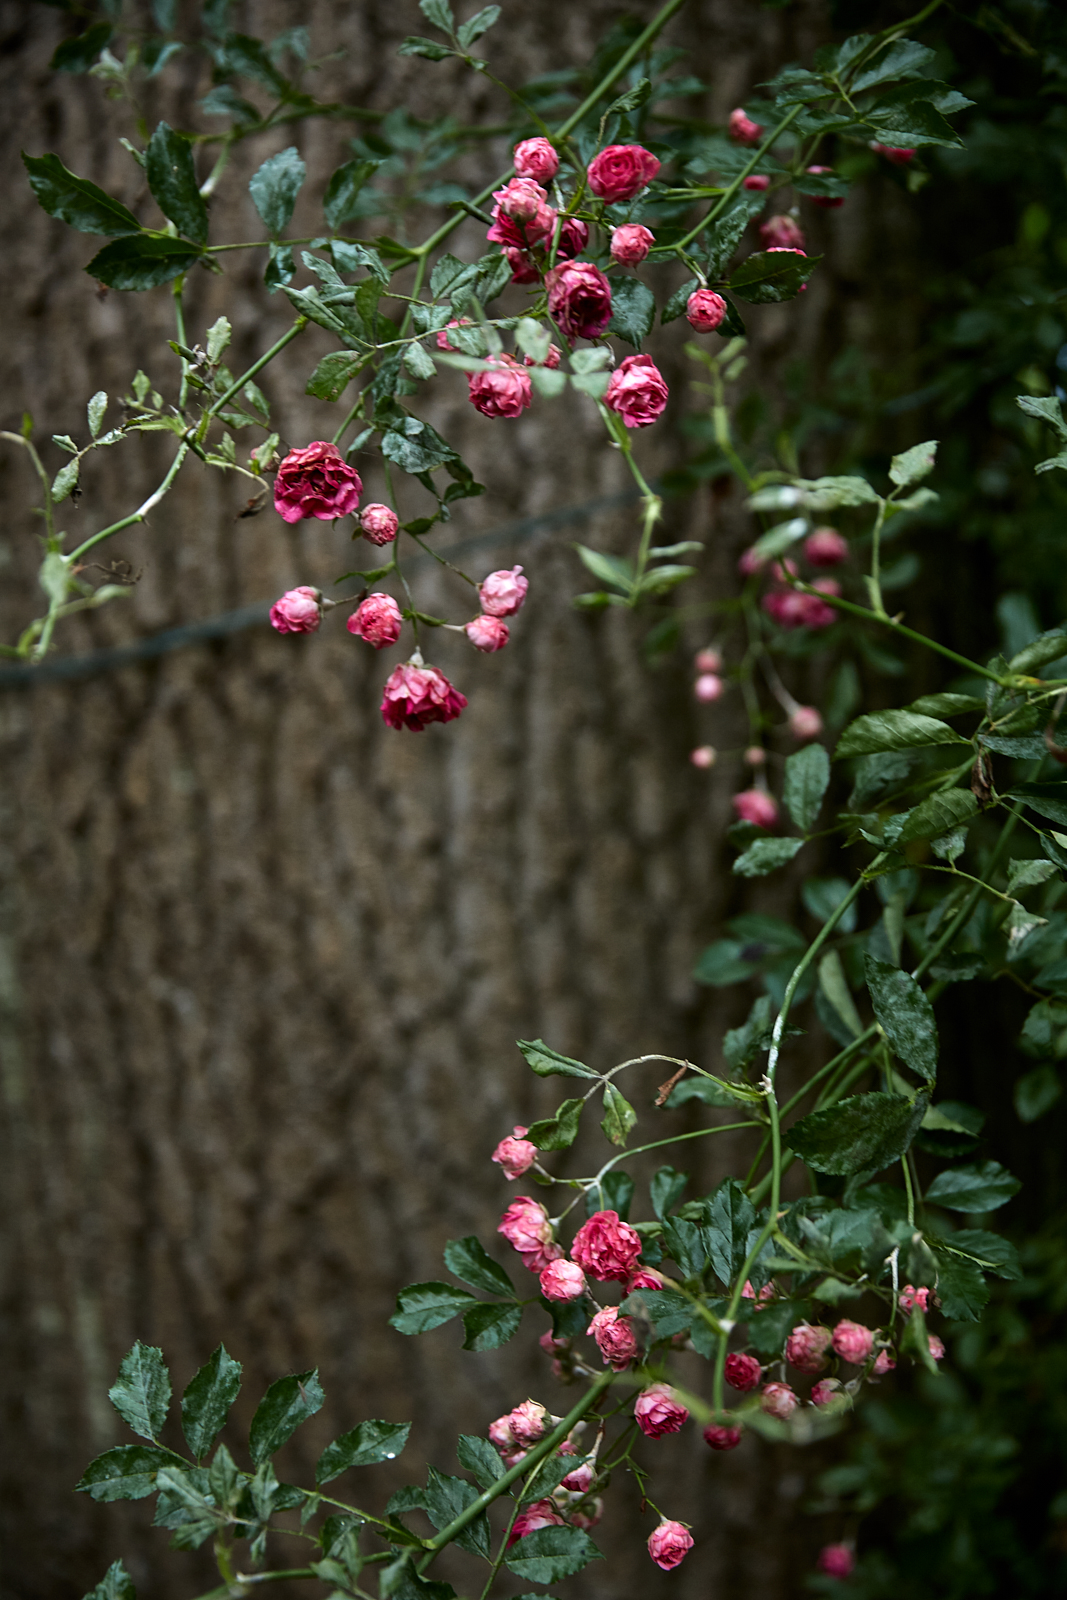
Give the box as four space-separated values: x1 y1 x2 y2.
208 320 308 419
866 497 889 618
172 277 191 411
68 441 190 561
1 431 56 542
673 103 803 257
794 583 1011 685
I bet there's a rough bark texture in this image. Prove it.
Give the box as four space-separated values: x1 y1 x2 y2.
0 2 912 1596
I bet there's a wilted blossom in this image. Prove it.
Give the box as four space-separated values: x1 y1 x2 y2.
928 1334 946 1361
539 1259 587 1301
270 586 321 635
694 672 723 702
744 1280 776 1304
604 354 669 429
587 1305 640 1369
760 1382 799 1419
348 593 403 650
686 288 727 332
510 1399 549 1446
785 1323 833 1375
832 1319 875 1365
818 1544 856 1579
571 1209 643 1283
468 355 533 419
804 527 848 566
743 173 770 191
587 143 661 202
497 1196 563 1273
505 247 540 284
545 261 613 340
872 142 915 164
899 1284 930 1313
703 1423 743 1450
724 1352 762 1392
760 214 806 251
732 789 779 829
690 745 717 769
479 566 528 617
273 441 362 523
790 706 824 740
360 504 399 546
729 107 763 144
380 662 467 731
647 1520 694 1570
513 136 559 182
560 1459 596 1493
610 223 654 265
507 1500 564 1546
635 1384 689 1438
806 165 845 208
492 1125 537 1179
466 615 510 652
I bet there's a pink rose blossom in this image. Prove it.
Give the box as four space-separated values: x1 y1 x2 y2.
488 1413 518 1452
513 137 559 183
690 745 717 769
587 143 661 202
479 566 529 617
724 1352 762 1392
610 223 654 265
635 1384 689 1439
360 504 399 546
732 789 779 829
509 1400 549 1447
745 746 766 767
539 1330 570 1356
832 1319 875 1365
545 260 613 341
647 1520 694 1571
806 166 845 208
738 545 767 577
686 288 727 333
928 1334 945 1361
703 1423 743 1451
466 614 510 653
729 108 763 145
789 706 824 741
604 353 669 429
270 586 322 635
569 1498 603 1530
695 647 722 673
818 1543 855 1579
760 1382 799 1419
899 1285 930 1313
468 355 533 419
380 662 467 732
273 441 362 523
628 1265 666 1291
560 1459 596 1493
505 246 539 284
587 1305 639 1369
571 1210 642 1283
872 142 916 165
488 179 557 245
743 173 770 191
811 1379 840 1407
539 1259 587 1301
436 318 473 351
524 343 562 369
872 1350 896 1376
763 579 839 631
492 1126 537 1180
760 214 806 252
804 527 848 567
347 593 403 650
507 1500 565 1546
785 1323 833 1375
497 1196 563 1272
743 1280 775 1303
694 672 723 703
556 217 590 260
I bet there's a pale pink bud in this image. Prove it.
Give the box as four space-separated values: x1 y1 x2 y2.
804 527 848 567
507 1499 564 1546
437 317 473 351
571 1210 642 1283
928 1334 945 1361
745 745 766 766
466 614 510 652
686 288 727 333
818 1543 855 1579
513 137 559 183
703 1423 743 1450
488 1413 517 1453
347 593 403 649
647 1520 694 1571
492 1126 537 1180
760 1381 799 1419
539 1259 587 1301
539 1330 570 1356
729 108 763 145
899 1284 930 1313
789 706 823 741
810 1378 840 1407
586 1305 639 1369
785 1322 832 1375
743 173 770 191
872 1350 896 1376
871 142 916 165
690 745 717 769
732 789 779 829
479 565 528 617
560 1459 596 1492
634 1383 689 1439
760 214 806 251
360 504 399 545
270 586 322 635
610 223 655 265
694 672 723 703
695 647 722 673
724 1352 761 1392
832 1319 875 1365
508 1399 549 1447
627 1265 666 1290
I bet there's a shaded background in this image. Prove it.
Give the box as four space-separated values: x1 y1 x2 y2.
1 1 1066 1597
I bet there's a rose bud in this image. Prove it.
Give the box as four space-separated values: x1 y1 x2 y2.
270 586 322 635
745 746 766 766
789 706 824 741
832 1319 875 1365
818 1544 855 1579
743 173 770 191
479 565 528 617
760 1381 799 1419
703 1423 743 1451
523 343 562 369
694 672 723 703
587 143 661 202
738 545 766 576
928 1334 946 1361
466 614 510 652
729 108 763 145
505 246 539 284
759 214 806 252
732 789 779 829
497 1196 563 1273
724 1352 762 1392
871 142 916 165
539 1259 587 1301
628 1265 666 1290
508 1399 549 1446
804 527 848 566
487 181 556 245
806 165 845 208
360 503 399 546
634 1383 689 1438
610 223 654 265
273 441 362 523
488 1412 517 1453
810 1378 841 1407
347 593 403 650
545 260 613 341
647 1520 694 1571
380 662 467 731
467 355 533 419
686 288 727 333
899 1285 930 1313
560 1460 596 1493
436 317 473 351
539 1330 570 1356
604 353 669 429
569 1498 603 1531
695 646 722 673
586 1305 639 1369
872 1350 896 1376
507 1499 564 1546
571 1210 643 1283
690 745 717 769
785 1322 832 1375
556 216 590 260
513 136 559 183
492 1126 537 1180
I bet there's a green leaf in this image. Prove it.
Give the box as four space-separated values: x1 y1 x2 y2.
457 5 501 48
661 1215 707 1277
1006 858 1057 895
52 461 80 503
530 365 568 399
601 1082 637 1146
819 950 863 1040
265 242 295 292
907 693 984 716
461 1301 523 1351
896 788 977 845
51 22 113 73
1008 627 1067 674
606 77 652 116
86 391 108 439
181 1345 242 1460
733 836 803 877
931 1250 988 1321
456 1435 506 1489
317 1421 411 1484
1008 784 1067 828
1017 393 1067 437
86 235 202 291
403 342 437 380
305 352 366 402
575 545 633 593
942 1229 1022 1280
83 1560 137 1600
924 1160 1021 1213
661 277 700 324
505 1525 603 1584
109 1342 171 1441
390 1282 477 1335
249 147 306 235
249 1370 325 1465
704 192 767 277
607 279 656 347
783 743 830 832
443 1236 514 1297
23 151 142 237
650 1165 688 1220
889 439 937 490
786 1091 928 1176
332 240 390 285
704 1177 756 1284
1014 1063 1061 1122
420 0 455 30
516 1039 598 1080
424 1468 490 1559
865 955 937 1082
398 36 454 60
836 710 968 759
323 159 382 229
77 1444 186 1502
526 1096 582 1151
864 94 963 149
667 1075 758 1109
729 249 820 304
145 123 208 244
381 417 456 474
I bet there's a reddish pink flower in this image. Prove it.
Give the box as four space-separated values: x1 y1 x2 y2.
610 223 654 265
832 1319 875 1365
760 214 806 251
571 1210 642 1283
587 1305 639 1369
743 173 770 191
507 1499 565 1546
540 1259 587 1301
466 614 510 652
505 246 540 284
545 260 613 341
556 217 590 260
872 142 915 165
724 1352 762 1392
510 1399 549 1447
635 1384 689 1438
492 1126 537 1180
436 318 473 351
270 586 322 635
785 1323 832 1375
899 1284 930 1313
703 1423 743 1451
604 353 669 429
872 1350 896 1376
587 143 660 202
811 1378 840 1406
380 662 467 731
804 527 848 567
928 1334 946 1361
488 178 557 245
695 647 722 673
274 441 362 523
523 343 562 369
560 1459 596 1492
347 593 403 650
806 166 845 208
763 579 839 631
539 1330 570 1356
513 137 559 183
818 1543 855 1579
690 745 717 769
729 108 763 145
468 355 533 419
497 1196 562 1272
360 504 399 546
760 1382 799 1419
628 1265 666 1291
738 545 767 577
647 1520 694 1571
732 789 779 829
789 706 824 741
686 288 727 332
479 566 528 617
694 672 723 703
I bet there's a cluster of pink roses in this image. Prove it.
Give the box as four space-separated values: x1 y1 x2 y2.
738 525 848 633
